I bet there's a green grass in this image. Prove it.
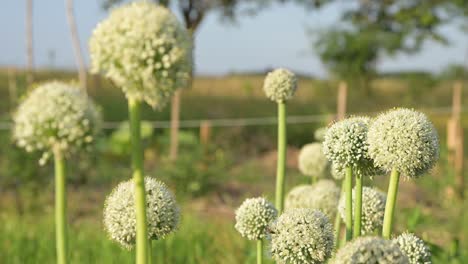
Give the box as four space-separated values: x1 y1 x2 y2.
0 210 275 264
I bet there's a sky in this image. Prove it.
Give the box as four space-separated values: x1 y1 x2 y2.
1 0 467 78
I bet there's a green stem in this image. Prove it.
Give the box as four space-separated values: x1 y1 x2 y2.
344 167 353 241
334 181 345 249
275 102 287 214
382 168 400 239
148 240 152 264
129 98 149 264
310 176 317 185
257 239 263 264
353 175 363 238
54 149 68 264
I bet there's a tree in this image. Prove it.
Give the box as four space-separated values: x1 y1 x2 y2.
313 0 468 90
65 0 87 91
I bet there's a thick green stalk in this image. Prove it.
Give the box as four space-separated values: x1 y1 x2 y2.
344 167 353 241
148 240 152 264
129 98 149 264
275 102 287 214
334 181 345 249
382 168 400 239
353 175 363 238
257 239 263 264
54 149 68 264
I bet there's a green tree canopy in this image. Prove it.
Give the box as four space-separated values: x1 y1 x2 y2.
313 0 468 79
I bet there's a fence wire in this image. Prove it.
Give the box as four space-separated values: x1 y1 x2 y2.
0 106 464 130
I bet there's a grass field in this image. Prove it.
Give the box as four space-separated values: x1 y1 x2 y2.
0 69 467 263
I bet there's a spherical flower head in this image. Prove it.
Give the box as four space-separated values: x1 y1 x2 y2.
285 180 340 219
332 236 409 264
368 108 439 178
393 233 431 264
323 117 379 177
263 68 297 103
270 208 334 264
89 2 192 109
13 81 101 165
338 186 386 234
298 143 329 177
285 185 315 210
309 180 340 219
314 127 327 142
103 177 180 249
234 197 277 240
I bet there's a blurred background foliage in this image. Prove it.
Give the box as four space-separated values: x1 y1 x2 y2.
1 0 468 262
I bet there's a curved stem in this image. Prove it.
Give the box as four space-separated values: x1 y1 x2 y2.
54 149 68 264
257 239 263 264
382 168 400 239
334 181 345 249
275 102 287 214
353 175 363 238
344 167 353 241
129 98 148 264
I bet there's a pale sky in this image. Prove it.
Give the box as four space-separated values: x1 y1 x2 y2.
1 0 466 77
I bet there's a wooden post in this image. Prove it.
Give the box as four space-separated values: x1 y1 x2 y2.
447 118 457 166
200 120 211 146
26 0 34 86
65 0 87 92
453 81 462 120
337 81 348 120
455 124 464 199
448 81 464 198
169 90 181 160
8 68 18 109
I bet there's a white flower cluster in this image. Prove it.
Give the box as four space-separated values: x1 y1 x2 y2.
234 197 277 240
393 233 431 264
330 163 345 180
338 187 386 234
285 180 340 219
270 208 334 264
89 2 192 109
285 185 315 209
314 127 327 142
263 68 297 103
103 177 179 249
368 108 439 178
323 117 378 178
298 143 329 178
332 236 409 264
13 81 101 165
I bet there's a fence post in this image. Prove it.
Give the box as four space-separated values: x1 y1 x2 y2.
8 67 18 109
447 81 464 198
169 90 181 160
337 81 348 121
451 81 464 198
455 123 464 198
200 120 211 146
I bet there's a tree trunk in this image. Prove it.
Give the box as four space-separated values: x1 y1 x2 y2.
65 0 87 92
26 0 34 86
